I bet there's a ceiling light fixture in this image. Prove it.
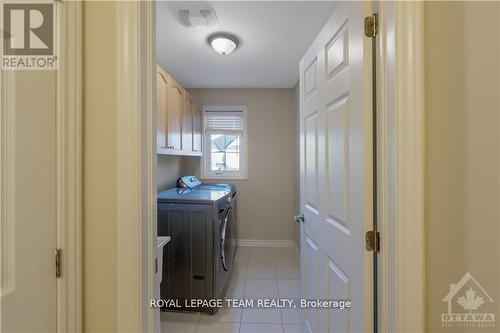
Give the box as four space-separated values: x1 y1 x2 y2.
207 32 240 55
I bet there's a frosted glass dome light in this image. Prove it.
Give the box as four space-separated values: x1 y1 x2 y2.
208 33 240 55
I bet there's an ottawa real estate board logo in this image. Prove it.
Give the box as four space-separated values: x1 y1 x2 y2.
1 1 58 70
442 272 495 328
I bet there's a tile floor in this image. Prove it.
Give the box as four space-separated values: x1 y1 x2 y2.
161 246 301 333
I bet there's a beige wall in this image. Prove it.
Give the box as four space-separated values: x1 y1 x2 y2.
157 156 183 190
157 155 200 191
424 2 500 332
83 2 117 332
187 89 298 241
294 82 300 247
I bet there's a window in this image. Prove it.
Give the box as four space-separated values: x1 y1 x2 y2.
201 106 247 179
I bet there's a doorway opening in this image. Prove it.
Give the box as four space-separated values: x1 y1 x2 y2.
152 2 379 333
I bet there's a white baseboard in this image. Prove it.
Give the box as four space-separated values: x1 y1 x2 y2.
293 243 299 257
236 239 296 248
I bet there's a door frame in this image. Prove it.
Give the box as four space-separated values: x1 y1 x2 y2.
115 1 157 332
0 1 83 332
0 52 16 301
377 2 425 332
56 1 83 332
112 0 425 332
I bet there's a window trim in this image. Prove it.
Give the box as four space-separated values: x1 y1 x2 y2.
200 106 248 180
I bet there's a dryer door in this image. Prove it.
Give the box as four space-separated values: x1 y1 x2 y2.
221 207 235 271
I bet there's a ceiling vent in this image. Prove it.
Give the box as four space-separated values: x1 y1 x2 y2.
177 5 218 30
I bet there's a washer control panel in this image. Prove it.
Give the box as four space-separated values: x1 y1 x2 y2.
176 175 202 188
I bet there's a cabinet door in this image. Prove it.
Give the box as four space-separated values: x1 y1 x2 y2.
192 102 202 153
182 91 193 151
167 81 183 150
156 67 168 149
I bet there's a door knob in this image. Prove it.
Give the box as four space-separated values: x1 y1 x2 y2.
293 213 305 223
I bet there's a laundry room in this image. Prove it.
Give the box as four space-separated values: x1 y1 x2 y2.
154 1 333 332
8 0 499 332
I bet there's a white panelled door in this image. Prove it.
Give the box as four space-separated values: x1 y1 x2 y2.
299 2 372 332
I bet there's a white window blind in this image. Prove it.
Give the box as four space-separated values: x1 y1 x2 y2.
204 111 244 135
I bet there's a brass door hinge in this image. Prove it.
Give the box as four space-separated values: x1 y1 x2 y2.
364 13 379 38
55 248 62 278
365 231 380 252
